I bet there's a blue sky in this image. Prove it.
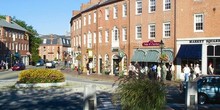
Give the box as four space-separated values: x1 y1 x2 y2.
0 0 89 35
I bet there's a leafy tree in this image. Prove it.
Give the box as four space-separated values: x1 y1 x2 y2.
0 15 42 64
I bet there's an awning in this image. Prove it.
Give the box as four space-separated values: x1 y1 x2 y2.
176 44 202 59
131 50 146 62
145 50 159 62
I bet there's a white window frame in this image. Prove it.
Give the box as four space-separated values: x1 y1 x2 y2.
149 0 156 13
194 13 204 32
94 11 96 23
87 31 92 48
88 14 91 25
105 30 109 42
135 25 142 39
113 5 118 19
148 24 156 39
163 22 171 38
122 27 127 41
73 21 76 31
122 3 127 17
76 20 78 29
105 8 110 20
99 31 102 43
79 19 81 28
163 0 171 11
136 0 142 15
83 34 86 45
93 32 96 44
113 27 119 42
83 16 86 26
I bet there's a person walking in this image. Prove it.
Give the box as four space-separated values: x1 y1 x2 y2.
194 64 201 78
89 61 93 75
208 63 214 75
157 64 161 81
161 64 167 82
183 64 191 82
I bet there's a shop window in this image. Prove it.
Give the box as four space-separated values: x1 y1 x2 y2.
207 46 214 56
215 46 220 56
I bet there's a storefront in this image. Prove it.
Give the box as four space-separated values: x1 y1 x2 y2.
176 38 220 80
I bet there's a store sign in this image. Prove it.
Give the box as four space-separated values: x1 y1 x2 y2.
142 40 160 46
189 39 220 43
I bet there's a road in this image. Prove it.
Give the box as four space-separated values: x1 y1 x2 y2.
1 66 220 110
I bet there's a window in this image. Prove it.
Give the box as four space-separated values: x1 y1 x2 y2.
88 14 91 25
93 32 96 43
136 0 142 14
87 31 92 48
194 13 204 32
73 22 76 31
113 27 119 41
105 30 109 42
76 20 78 29
148 24 156 38
113 5 118 19
149 0 156 13
164 0 171 11
122 27 127 41
79 19 81 28
105 8 110 20
94 11 96 23
43 39 47 44
163 22 170 38
136 25 142 39
83 16 86 26
122 3 127 17
83 34 86 45
99 31 102 43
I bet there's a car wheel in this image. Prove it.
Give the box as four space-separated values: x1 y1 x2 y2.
198 94 207 105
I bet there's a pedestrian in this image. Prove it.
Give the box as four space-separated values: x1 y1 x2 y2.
89 61 93 74
157 64 161 81
170 62 175 81
194 64 201 78
183 64 191 82
208 63 214 75
161 63 167 82
86 62 90 75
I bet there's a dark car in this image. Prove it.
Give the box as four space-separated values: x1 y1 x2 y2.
180 75 220 104
11 62 26 71
36 59 44 67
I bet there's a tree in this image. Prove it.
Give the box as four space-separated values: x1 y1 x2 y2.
0 15 42 64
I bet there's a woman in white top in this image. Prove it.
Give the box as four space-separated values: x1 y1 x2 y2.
183 64 191 82
157 64 161 81
194 64 201 78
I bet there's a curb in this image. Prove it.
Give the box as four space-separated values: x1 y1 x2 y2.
15 81 66 88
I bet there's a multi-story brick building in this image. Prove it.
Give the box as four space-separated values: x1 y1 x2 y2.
38 35 72 63
0 16 30 66
71 0 220 79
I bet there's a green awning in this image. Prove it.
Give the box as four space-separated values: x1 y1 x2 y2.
145 50 159 62
131 50 146 62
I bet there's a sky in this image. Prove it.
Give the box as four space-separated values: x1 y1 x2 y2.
0 0 89 35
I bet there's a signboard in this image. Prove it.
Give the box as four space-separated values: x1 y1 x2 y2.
142 40 160 46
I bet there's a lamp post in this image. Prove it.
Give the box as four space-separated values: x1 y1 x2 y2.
159 40 164 64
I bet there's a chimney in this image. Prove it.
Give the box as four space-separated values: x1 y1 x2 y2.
6 16 11 23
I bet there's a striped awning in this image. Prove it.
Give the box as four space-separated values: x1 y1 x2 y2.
131 50 146 62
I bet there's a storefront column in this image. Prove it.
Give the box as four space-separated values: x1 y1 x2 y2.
202 44 207 75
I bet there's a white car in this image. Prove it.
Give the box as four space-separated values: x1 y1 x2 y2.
45 61 56 68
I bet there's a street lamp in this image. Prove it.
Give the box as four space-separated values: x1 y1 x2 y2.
159 40 164 64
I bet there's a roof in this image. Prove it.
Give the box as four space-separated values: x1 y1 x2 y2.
0 19 27 32
40 35 71 47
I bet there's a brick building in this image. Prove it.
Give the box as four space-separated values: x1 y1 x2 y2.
71 0 220 79
38 35 72 63
0 16 30 66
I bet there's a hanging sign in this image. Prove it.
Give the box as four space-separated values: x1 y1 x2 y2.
142 40 160 46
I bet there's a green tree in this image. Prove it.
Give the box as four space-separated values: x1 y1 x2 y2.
0 15 42 64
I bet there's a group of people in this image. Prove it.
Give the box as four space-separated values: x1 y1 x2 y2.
128 62 175 82
183 63 214 82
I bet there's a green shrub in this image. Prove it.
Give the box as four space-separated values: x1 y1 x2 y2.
17 69 65 83
115 72 166 110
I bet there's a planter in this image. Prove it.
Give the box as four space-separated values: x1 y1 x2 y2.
15 81 66 88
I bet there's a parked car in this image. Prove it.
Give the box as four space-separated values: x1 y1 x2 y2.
45 61 56 68
36 59 44 67
180 75 220 104
11 62 26 71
